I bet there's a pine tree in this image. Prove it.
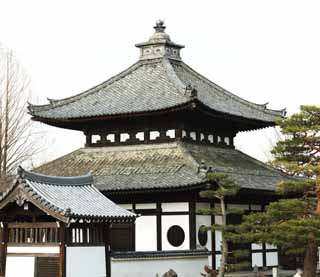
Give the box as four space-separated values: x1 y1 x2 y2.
232 105 320 277
199 172 250 277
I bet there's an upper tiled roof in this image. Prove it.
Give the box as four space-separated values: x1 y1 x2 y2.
0 167 136 222
34 142 293 193
28 22 285 125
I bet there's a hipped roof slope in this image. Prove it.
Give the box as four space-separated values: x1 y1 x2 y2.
0 167 136 222
28 21 285 125
34 142 293 193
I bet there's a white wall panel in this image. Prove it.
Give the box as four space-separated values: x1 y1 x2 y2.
196 215 212 250
6 257 34 277
215 231 222 251
66 247 105 277
252 253 263 267
266 252 278 266
112 256 208 277
215 254 221 269
162 202 188 212
252 243 263 250
135 216 157 251
162 215 189 250
215 215 222 225
118 204 132 210
136 203 156 209
7 246 59 253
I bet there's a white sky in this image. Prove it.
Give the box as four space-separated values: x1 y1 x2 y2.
0 0 319 165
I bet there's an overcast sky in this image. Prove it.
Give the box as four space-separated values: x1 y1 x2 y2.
0 0 319 165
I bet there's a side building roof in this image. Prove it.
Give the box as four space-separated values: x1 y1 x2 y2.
0 167 136 223
34 142 293 193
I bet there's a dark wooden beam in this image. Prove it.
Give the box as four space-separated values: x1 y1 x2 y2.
156 202 162 251
189 202 196 249
104 224 111 277
59 223 66 277
0 223 8 277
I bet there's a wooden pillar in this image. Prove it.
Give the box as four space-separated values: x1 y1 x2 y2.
85 133 92 147
59 223 66 277
104 224 111 277
189 202 196 249
156 202 162 251
0 223 8 277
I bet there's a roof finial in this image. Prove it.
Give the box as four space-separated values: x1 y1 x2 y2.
154 19 166 33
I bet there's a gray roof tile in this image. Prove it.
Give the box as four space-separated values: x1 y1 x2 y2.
1 168 136 222
34 142 293 192
28 28 285 123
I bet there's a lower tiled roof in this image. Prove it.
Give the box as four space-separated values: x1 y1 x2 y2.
0 167 136 222
34 142 293 193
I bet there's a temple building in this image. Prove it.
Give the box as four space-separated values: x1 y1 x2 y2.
25 20 293 276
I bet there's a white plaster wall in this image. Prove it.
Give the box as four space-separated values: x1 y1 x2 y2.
136 203 156 209
118 204 132 210
266 252 278 266
215 254 221 269
135 216 157 251
112 256 208 277
162 215 189 250
66 246 105 277
6 257 34 277
6 246 60 277
162 202 189 212
7 246 59 253
196 215 212 251
252 253 263 267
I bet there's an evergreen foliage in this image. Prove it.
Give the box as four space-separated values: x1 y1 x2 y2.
232 105 320 277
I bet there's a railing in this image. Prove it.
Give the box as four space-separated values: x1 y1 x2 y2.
8 222 59 245
68 224 105 246
5 222 106 246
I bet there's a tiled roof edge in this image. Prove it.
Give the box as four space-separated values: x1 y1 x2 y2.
175 61 286 120
28 59 161 114
19 166 93 186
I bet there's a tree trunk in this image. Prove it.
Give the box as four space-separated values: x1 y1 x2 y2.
303 239 318 277
218 198 228 277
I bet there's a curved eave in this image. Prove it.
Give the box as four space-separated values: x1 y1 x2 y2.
30 99 280 132
29 101 194 129
102 181 208 195
176 61 287 120
194 101 280 131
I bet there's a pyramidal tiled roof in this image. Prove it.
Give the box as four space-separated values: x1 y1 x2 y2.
0 167 136 222
28 21 285 124
33 142 294 193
